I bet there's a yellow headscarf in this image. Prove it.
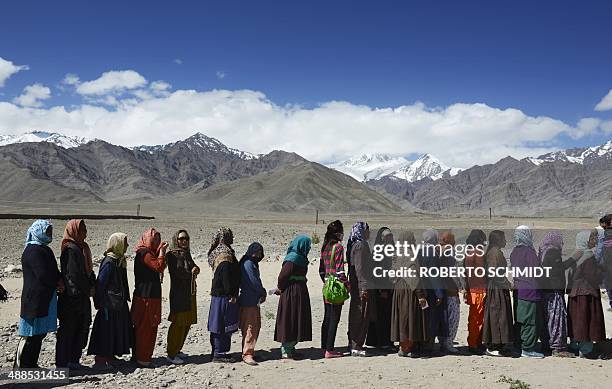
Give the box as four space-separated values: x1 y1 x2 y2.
105 232 128 268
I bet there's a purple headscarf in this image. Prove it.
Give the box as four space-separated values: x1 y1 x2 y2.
538 230 563 262
346 221 369 264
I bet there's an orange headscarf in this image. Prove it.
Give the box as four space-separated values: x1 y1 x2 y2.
134 228 161 255
61 219 93 275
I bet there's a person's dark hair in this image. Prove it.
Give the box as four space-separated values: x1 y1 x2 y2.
486 230 505 254
322 220 343 254
600 214 612 227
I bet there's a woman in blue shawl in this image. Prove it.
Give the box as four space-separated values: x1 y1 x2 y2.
273 235 312 359
15 220 64 368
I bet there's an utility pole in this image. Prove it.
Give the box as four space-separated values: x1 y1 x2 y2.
489 207 492 220
137 204 141 217
315 210 319 225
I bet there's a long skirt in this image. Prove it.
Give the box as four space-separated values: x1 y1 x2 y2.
274 281 312 343
131 296 161 363
543 292 568 351
347 266 375 349
568 294 605 342
208 296 239 334
390 280 428 344
88 303 133 357
426 290 448 340
467 291 486 348
366 290 393 347
482 288 514 348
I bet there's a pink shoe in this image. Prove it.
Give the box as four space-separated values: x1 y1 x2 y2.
325 351 344 359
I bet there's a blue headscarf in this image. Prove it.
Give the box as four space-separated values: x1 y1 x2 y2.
25 219 53 247
240 242 264 265
283 235 311 267
346 221 369 263
514 225 533 248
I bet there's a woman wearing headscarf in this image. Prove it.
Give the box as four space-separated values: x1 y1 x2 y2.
567 230 606 358
207 227 241 363
319 220 348 358
238 242 266 365
365 227 395 352
274 235 313 359
538 230 576 358
347 221 375 357
482 230 514 357
463 229 488 354
88 233 133 370
166 230 199 365
510 226 545 358
56 219 96 369
438 231 460 354
390 230 428 357
15 220 63 368
419 229 447 354
131 228 167 367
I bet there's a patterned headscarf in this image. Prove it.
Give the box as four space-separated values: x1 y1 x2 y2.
25 219 53 247
574 230 597 267
422 228 438 244
514 225 533 248
105 232 128 268
170 229 190 253
134 228 161 254
346 221 369 263
284 235 312 267
538 230 563 262
207 227 234 268
61 219 93 275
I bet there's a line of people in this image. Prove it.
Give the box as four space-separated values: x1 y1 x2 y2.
12 215 612 371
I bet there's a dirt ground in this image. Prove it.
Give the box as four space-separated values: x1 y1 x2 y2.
0 213 610 388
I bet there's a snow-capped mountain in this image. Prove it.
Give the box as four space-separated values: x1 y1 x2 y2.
133 132 257 160
0 131 89 148
327 153 460 182
527 140 612 166
326 153 409 181
391 154 461 182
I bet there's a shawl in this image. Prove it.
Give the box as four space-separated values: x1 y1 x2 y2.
105 232 128 268
396 230 419 290
208 227 235 270
374 226 393 245
134 228 160 254
347 221 369 263
25 219 53 247
514 225 533 248
169 229 193 263
538 230 563 263
284 235 311 267
575 230 596 267
61 219 93 275
240 242 264 265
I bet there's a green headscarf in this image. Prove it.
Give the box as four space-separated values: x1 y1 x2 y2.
283 235 311 267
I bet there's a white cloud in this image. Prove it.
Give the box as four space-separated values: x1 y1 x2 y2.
0 57 29 87
0 87 600 167
150 81 171 91
595 89 612 111
76 70 147 95
601 121 612 134
62 73 80 85
12 83 51 107
216 71 226 79
174 58 183 65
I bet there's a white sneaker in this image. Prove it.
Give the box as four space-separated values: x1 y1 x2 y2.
166 356 184 365
486 349 501 357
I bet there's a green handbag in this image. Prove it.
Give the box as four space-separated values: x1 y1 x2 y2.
322 244 349 304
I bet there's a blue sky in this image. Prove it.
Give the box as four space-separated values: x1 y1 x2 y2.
0 0 611 166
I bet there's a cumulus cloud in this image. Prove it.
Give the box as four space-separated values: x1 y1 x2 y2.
595 89 612 111
62 73 80 85
12 83 51 107
76 70 147 95
150 81 171 91
216 71 226 79
0 57 29 87
0 87 601 167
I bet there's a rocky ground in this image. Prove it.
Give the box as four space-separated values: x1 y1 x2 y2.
0 216 611 388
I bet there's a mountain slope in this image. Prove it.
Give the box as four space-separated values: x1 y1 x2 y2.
187 161 403 213
0 131 89 148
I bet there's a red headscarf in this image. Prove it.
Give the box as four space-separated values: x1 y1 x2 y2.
61 219 93 275
439 231 456 247
135 228 161 255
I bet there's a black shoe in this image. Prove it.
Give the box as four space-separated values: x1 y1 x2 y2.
212 355 237 363
469 347 484 355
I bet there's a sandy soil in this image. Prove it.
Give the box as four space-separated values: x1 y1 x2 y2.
0 215 611 388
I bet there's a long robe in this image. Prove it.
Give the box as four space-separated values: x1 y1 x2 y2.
482 246 514 347
274 262 312 343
